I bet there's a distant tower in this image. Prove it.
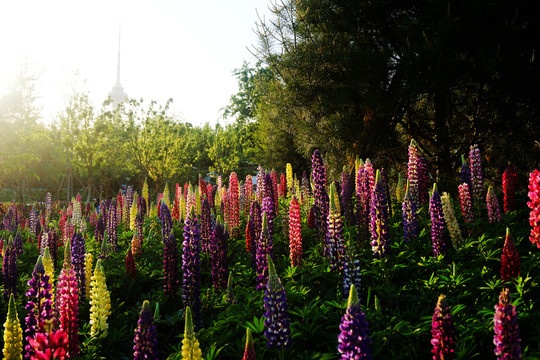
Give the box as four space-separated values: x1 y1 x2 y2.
109 27 127 109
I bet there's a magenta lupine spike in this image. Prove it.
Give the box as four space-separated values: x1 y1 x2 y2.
133 300 159 360
24 257 54 360
245 174 253 213
209 218 229 289
71 232 86 300
135 210 144 246
270 169 279 214
200 199 212 254
163 232 178 296
228 172 240 236
256 214 271 291
487 186 502 224
263 255 290 349
363 159 375 205
182 207 202 330
370 171 390 258
458 183 474 223
57 240 80 358
527 169 540 248
327 183 345 271
312 150 329 240
493 289 522 359
501 228 520 282
246 215 256 267
280 173 287 199
338 284 372 359
289 197 302 267
3 237 17 300
256 166 265 204
341 169 354 224
417 156 429 206
407 139 419 203
469 144 484 206
430 184 447 257
502 164 518 214
402 181 418 242
431 295 456 360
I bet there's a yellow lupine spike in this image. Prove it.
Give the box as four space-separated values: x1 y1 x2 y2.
130 193 138 230
3 293 23 360
142 178 149 216
286 163 293 193
85 253 94 297
89 260 111 339
181 307 202 360
163 182 170 208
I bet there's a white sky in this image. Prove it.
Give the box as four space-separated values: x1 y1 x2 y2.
0 0 273 127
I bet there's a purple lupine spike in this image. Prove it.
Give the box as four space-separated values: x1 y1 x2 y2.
312 150 329 239
370 171 390 258
431 294 456 359
270 169 279 214
14 229 23 255
200 199 212 253
402 180 418 242
494 289 522 359
263 255 290 349
469 144 484 206
327 182 345 271
249 200 262 249
24 256 54 360
362 159 375 222
160 202 172 240
257 166 266 204
262 196 275 243
29 207 38 237
343 244 361 301
133 300 159 360
71 232 86 300
163 232 178 296
487 186 502 224
256 214 271 291
338 284 372 359
430 184 447 257
209 217 229 289
182 207 202 330
135 210 144 246
107 200 118 250
95 214 105 244
417 156 429 206
3 237 17 300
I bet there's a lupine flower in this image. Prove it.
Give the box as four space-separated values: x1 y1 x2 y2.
182 207 202 330
242 328 256 360
57 240 79 358
181 306 202 360
24 257 54 360
71 232 86 300
262 196 275 243
3 293 23 360
209 218 228 289
72 194 82 229
279 173 287 198
469 144 484 206
501 228 520 282
312 150 329 239
355 160 366 232
286 163 293 194
3 237 17 300
343 243 361 301
228 172 240 236
245 175 253 213
370 171 390 258
28 326 69 360
89 259 111 339
133 300 158 360
14 229 23 255
130 193 138 230
42 247 55 294
338 284 372 359
431 294 456 359
458 183 474 223
142 178 149 216
163 232 179 296
95 214 105 245
107 201 118 250
402 181 418 242
430 184 447 257
527 169 540 248
441 193 463 249
407 139 419 203
160 202 173 240
85 253 94 297
256 214 273 291
487 186 502 224
417 156 429 205
126 245 137 278
493 289 522 359
289 196 302 267
502 164 518 213
263 255 290 349
270 169 279 214
327 183 345 270
131 228 142 258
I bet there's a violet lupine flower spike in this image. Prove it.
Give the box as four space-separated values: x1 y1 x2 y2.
370 171 390 258
327 182 345 271
133 300 159 360
430 184 447 257
3 236 17 300
402 180 418 242
263 255 291 351
493 288 522 359
163 232 179 296
501 228 520 282
486 186 502 224
256 214 271 291
71 232 86 300
312 149 329 241
469 144 484 207
261 196 275 249
431 294 456 360
160 202 172 240
209 218 228 289
182 206 202 330
338 284 372 359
